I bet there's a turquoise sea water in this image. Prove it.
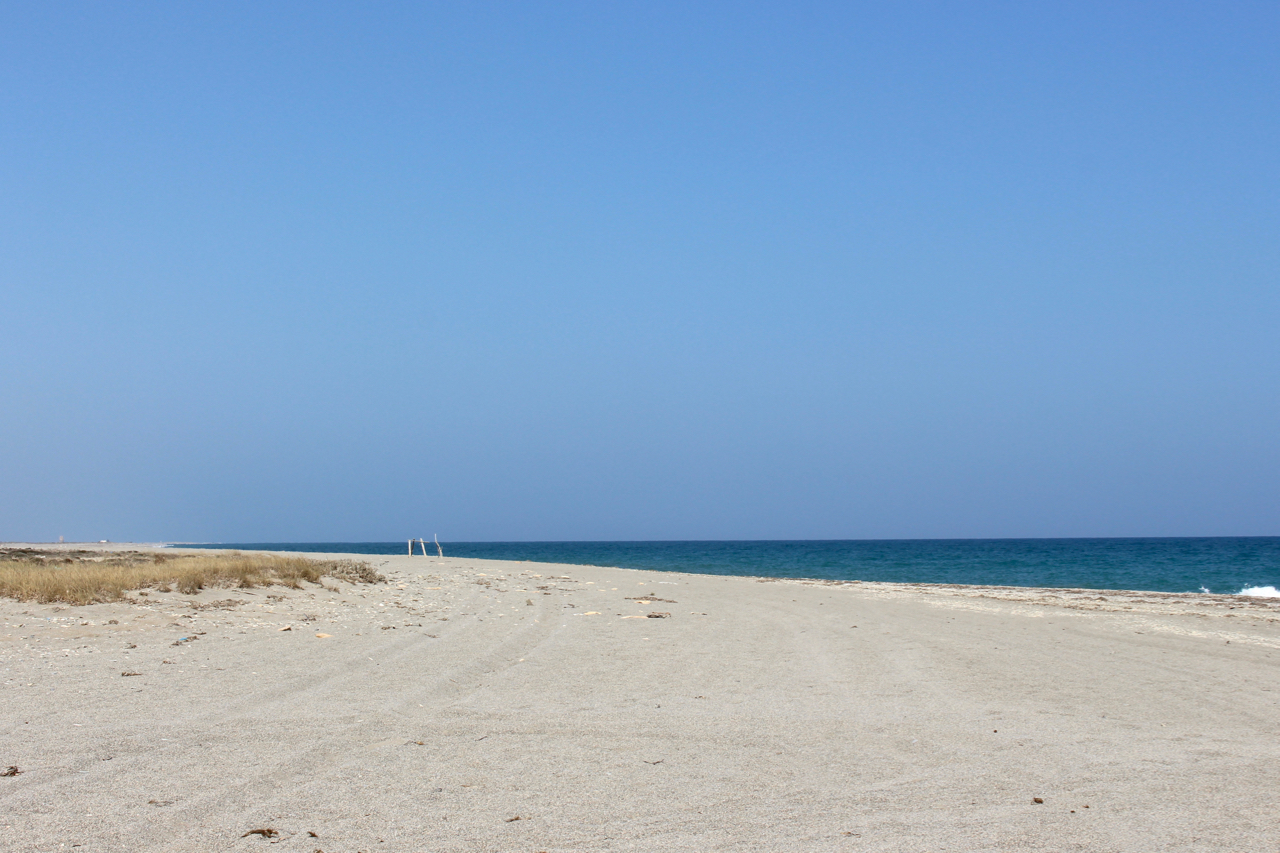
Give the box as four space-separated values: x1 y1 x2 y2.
179 538 1280 596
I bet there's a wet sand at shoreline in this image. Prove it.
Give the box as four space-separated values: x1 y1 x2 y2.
2 545 1278 851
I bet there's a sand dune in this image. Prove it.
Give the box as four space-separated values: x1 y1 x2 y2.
2 547 1278 851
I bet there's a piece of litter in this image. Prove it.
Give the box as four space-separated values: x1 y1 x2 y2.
121 671 142 677
505 815 523 822
241 828 279 838
1032 797 1044 804
1 766 20 777
315 633 332 638
279 626 292 632
646 612 670 618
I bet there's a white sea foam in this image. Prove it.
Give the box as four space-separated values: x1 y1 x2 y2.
1238 585 1280 598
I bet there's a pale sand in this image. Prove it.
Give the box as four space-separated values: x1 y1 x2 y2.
2 547 1278 852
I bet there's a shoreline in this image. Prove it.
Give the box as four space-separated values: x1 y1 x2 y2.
2 546 1279 850
5 540 1278 612
10 537 1280 596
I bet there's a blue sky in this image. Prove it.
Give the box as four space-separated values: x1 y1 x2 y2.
2 2 1277 541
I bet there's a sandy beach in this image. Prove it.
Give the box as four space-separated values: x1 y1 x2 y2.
2 546 1278 852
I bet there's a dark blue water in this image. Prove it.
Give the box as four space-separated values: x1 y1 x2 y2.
175 538 1280 595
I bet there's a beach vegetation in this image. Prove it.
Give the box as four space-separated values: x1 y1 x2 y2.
0 549 384 605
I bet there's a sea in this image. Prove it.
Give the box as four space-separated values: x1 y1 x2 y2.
178 538 1280 597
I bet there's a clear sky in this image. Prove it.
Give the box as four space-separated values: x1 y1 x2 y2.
2 2 1277 542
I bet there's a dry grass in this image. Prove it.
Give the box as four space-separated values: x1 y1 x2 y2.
0 549 384 605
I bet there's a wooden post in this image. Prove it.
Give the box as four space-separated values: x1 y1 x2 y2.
435 534 443 558
419 538 429 557
408 539 413 556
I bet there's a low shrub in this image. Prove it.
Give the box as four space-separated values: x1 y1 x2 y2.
0 550 384 605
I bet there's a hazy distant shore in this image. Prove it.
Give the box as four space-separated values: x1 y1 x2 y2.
2 545 1278 851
